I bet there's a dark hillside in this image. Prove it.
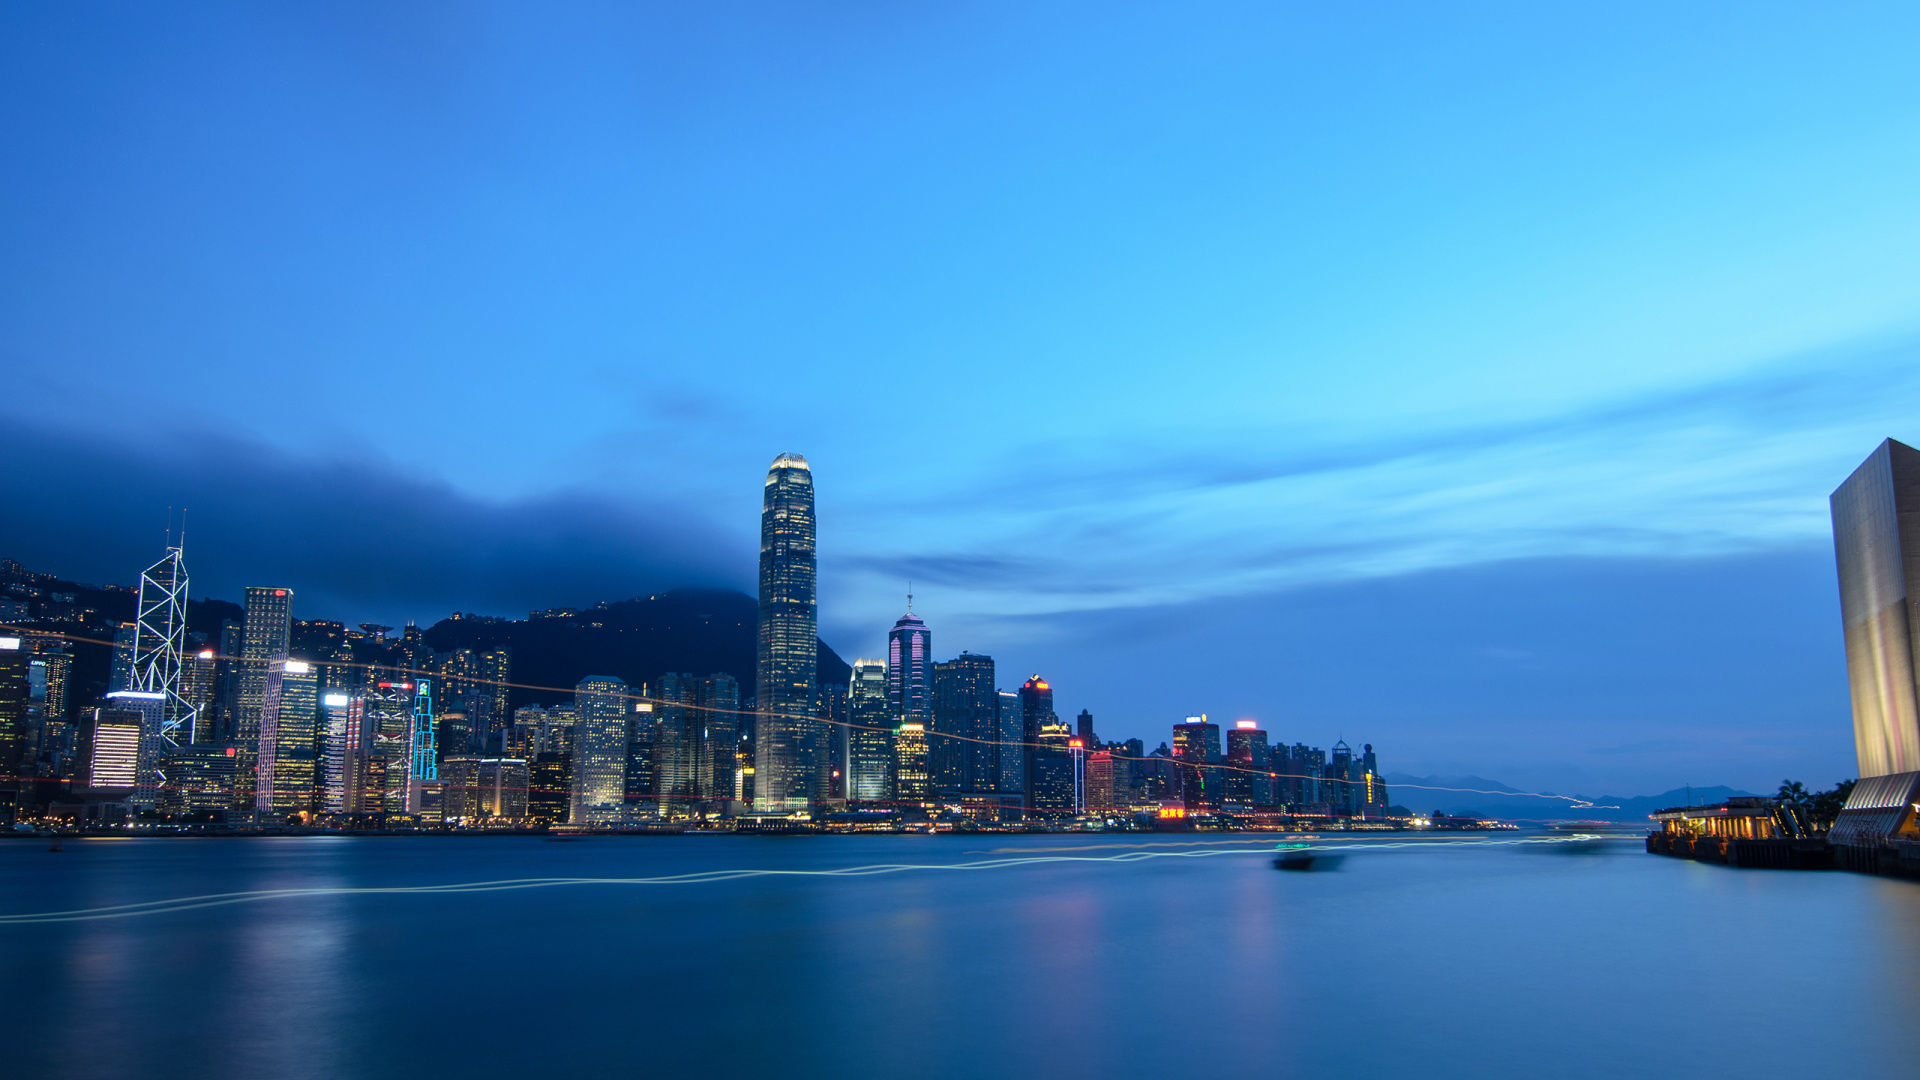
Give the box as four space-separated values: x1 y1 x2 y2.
420 587 851 709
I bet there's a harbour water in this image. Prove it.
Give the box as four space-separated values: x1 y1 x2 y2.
5 832 1918 1079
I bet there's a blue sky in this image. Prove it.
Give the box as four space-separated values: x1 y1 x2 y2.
4 2 1918 797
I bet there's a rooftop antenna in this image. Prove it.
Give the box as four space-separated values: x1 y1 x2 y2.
177 508 187 555
907 581 913 614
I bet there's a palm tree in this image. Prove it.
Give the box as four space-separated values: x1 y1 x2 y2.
1777 780 1811 808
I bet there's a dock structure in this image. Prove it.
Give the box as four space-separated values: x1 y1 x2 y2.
1646 797 1831 870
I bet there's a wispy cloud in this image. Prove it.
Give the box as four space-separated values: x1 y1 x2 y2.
830 337 1920 618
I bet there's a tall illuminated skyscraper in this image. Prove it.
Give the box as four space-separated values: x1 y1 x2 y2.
1832 438 1920 780
655 672 697 812
847 659 892 802
1173 716 1223 813
255 659 318 815
695 672 741 803
932 652 994 795
0 636 27 779
478 646 512 747
1225 720 1272 808
572 675 630 824
754 452 818 813
994 690 1023 796
131 543 195 746
234 586 293 806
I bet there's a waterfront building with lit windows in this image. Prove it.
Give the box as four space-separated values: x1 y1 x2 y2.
995 690 1023 796
359 681 415 812
888 605 933 782
1019 675 1056 808
1172 716 1223 813
77 707 144 794
320 692 352 813
755 452 820 813
528 752 571 825
656 673 697 810
695 672 740 804
0 635 26 777
255 659 319 815
167 742 239 814
1031 711 1075 813
1086 747 1120 810
104 689 166 809
1225 721 1273 808
847 660 892 803
932 652 994 796
478 646 512 747
572 675 630 824
233 586 293 805
894 717 930 801
627 701 656 805
442 756 530 824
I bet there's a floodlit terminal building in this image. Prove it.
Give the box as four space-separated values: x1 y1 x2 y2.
1830 438 1920 849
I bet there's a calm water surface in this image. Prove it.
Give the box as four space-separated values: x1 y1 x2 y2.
4 832 1918 1079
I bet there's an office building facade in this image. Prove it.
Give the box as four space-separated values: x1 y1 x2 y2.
847 659 892 802
233 586 293 805
1225 721 1273 808
932 652 994 795
1173 716 1223 812
255 659 318 815
572 675 630 824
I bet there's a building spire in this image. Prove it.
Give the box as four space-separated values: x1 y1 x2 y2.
907 581 913 614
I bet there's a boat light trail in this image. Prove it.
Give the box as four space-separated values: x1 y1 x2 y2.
0 834 1608 925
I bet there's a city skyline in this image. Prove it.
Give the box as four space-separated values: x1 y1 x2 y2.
4 5 1916 796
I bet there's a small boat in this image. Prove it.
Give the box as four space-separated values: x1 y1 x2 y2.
1273 843 1342 871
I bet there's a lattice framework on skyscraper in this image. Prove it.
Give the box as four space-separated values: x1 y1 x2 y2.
132 545 195 745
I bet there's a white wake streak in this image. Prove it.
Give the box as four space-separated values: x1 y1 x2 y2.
0 835 1607 925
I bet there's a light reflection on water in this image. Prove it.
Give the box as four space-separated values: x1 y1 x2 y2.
5 834 1920 1079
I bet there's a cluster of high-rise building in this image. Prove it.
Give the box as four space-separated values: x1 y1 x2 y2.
0 453 1394 830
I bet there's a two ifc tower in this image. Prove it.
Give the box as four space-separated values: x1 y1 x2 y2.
753 452 822 813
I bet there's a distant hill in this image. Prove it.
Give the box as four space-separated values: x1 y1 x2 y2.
1384 773 1760 823
420 587 851 711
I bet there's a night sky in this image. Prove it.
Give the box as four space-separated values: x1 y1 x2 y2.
4 3 1918 797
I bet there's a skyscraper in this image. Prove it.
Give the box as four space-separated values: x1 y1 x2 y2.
1173 716 1223 813
131 544 194 745
361 681 415 812
888 603 932 732
994 690 1023 796
1328 740 1357 816
320 691 352 813
932 652 994 795
255 659 318 815
407 677 436 813
572 675 630 824
655 673 697 812
847 660 892 803
1225 720 1272 808
696 672 741 804
478 646 512 749
234 586 293 806
0 636 27 781
1831 438 1920 780
754 452 818 813
1020 676 1061 810
103 689 166 810
894 715 930 801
